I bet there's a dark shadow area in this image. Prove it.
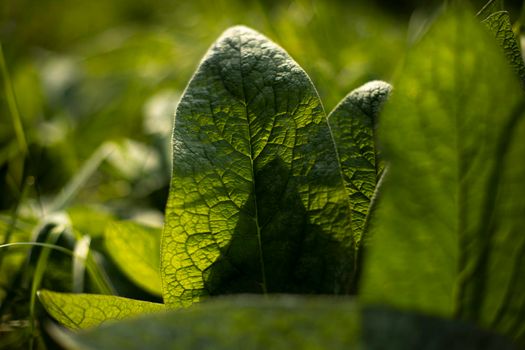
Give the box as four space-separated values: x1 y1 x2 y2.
362 306 517 350
203 157 354 296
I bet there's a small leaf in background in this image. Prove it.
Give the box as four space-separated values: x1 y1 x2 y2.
361 4 525 344
328 80 391 241
143 89 179 137
67 205 116 238
104 221 162 296
38 290 164 330
162 26 354 307
52 295 359 350
482 11 525 87
106 139 161 182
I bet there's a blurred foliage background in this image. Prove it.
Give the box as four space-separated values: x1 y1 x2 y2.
0 0 524 348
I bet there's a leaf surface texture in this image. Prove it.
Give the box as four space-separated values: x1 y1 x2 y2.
162 26 354 307
38 290 164 330
328 80 391 240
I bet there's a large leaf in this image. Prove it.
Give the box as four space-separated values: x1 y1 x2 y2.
104 221 162 296
38 290 164 330
327 80 391 240
360 5 525 343
162 26 354 307
52 295 359 350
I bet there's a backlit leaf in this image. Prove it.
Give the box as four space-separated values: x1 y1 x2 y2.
104 221 162 296
328 80 391 240
162 26 354 307
38 290 164 330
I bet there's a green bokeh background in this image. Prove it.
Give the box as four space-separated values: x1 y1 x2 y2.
0 1 523 349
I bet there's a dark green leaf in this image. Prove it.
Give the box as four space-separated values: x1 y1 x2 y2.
362 307 516 350
38 290 164 330
361 5 525 343
328 80 391 240
162 26 354 307
52 295 359 350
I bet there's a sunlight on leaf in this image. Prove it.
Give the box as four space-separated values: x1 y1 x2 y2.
104 221 162 296
162 25 354 307
328 80 391 241
38 290 164 330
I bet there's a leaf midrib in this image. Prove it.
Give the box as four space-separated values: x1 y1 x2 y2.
237 32 268 294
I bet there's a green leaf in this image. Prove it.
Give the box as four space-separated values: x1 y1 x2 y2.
162 26 354 307
52 295 359 350
360 5 525 343
104 221 162 296
328 80 391 241
482 11 525 87
38 290 164 330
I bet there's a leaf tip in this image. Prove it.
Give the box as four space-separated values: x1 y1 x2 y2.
220 24 261 38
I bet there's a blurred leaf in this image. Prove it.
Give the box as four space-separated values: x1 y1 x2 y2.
104 221 161 296
361 4 525 343
362 306 516 350
143 89 179 136
38 290 164 330
106 139 161 181
162 26 354 307
327 80 391 241
67 205 116 238
53 295 359 350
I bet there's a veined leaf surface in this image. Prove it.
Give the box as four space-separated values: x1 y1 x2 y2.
328 80 391 240
162 26 354 307
104 221 162 296
482 11 525 86
38 290 164 330
361 5 525 343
